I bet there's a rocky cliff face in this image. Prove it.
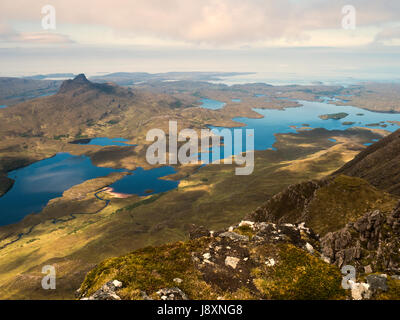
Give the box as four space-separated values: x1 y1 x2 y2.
246 175 398 236
321 203 400 274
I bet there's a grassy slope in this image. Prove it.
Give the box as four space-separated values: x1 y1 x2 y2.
79 240 345 300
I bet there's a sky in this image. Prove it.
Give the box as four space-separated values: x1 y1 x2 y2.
0 0 400 81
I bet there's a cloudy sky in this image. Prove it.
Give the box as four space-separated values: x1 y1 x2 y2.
1 0 400 80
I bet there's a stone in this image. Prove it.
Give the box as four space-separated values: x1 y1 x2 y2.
173 278 183 284
141 291 153 300
82 280 123 300
188 224 210 240
219 231 249 242
265 258 275 267
305 242 314 254
75 288 82 298
366 274 388 292
203 253 211 260
112 280 123 288
320 255 330 264
156 287 189 300
364 265 373 274
348 280 371 300
225 256 240 269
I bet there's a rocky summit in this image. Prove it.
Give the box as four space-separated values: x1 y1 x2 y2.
78 204 400 300
78 218 345 300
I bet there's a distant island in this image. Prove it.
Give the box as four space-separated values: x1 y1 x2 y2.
319 112 349 120
342 121 355 125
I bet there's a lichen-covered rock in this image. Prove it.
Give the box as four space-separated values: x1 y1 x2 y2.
80 280 123 300
156 287 188 300
225 256 240 269
366 274 388 293
218 231 249 242
188 224 210 240
348 280 371 300
321 203 400 274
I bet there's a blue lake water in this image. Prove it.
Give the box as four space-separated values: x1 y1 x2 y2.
200 98 226 110
0 153 176 226
210 100 400 153
2 98 400 226
232 99 241 102
0 105 7 109
109 167 178 196
73 137 136 147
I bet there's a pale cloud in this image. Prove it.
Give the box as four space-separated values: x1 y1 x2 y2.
0 0 399 46
374 26 400 45
0 22 73 44
18 32 74 44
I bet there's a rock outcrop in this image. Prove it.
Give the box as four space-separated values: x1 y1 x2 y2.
321 203 400 274
80 280 123 300
78 219 345 300
246 175 397 236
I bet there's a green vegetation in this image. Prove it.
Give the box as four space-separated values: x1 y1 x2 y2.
233 225 255 239
79 240 346 300
375 278 400 300
307 175 398 235
80 238 216 300
252 244 346 300
53 134 69 140
115 192 166 213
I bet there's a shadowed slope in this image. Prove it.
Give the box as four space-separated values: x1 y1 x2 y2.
334 129 400 195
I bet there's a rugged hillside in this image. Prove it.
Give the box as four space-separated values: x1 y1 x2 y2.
0 74 181 139
334 129 400 195
246 175 397 236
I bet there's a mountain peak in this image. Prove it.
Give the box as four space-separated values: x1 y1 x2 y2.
58 73 92 94
57 73 119 96
73 74 89 82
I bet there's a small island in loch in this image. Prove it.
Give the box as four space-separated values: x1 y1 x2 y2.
319 112 349 120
